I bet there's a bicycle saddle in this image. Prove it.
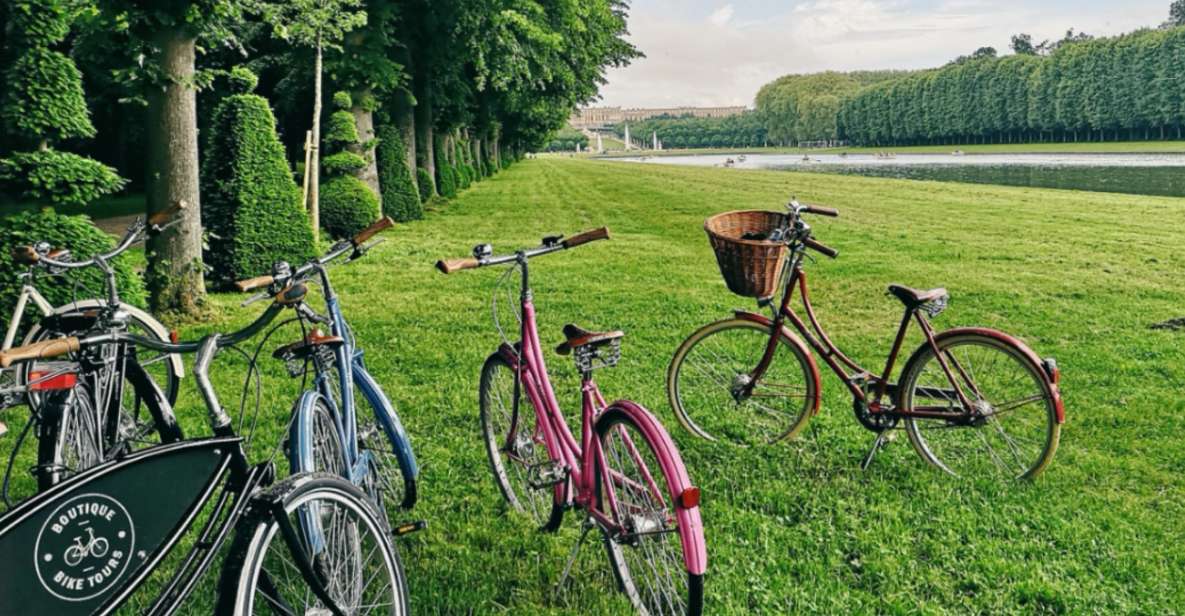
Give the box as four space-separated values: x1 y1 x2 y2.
555 323 625 355
887 284 949 309
273 329 345 359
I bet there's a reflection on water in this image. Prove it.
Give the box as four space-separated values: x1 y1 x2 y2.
613 153 1185 197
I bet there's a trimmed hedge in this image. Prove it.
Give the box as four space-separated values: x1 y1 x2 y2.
201 78 314 288
375 125 421 221
0 210 146 332
322 151 367 176
434 140 457 198
320 176 380 238
416 168 433 203
0 149 125 208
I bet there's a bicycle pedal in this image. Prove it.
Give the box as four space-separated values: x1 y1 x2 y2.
391 520 427 537
527 460 569 490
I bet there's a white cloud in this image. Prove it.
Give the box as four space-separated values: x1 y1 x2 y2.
596 0 1168 108
708 4 735 26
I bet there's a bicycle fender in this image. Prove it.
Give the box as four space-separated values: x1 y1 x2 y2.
354 365 420 501
908 327 1065 424
598 400 708 576
732 310 824 414
288 391 349 476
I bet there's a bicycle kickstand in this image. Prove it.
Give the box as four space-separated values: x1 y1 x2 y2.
860 430 897 471
555 517 596 599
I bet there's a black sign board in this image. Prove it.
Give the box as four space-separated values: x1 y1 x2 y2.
0 438 237 614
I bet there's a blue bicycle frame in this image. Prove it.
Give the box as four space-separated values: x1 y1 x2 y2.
288 264 419 512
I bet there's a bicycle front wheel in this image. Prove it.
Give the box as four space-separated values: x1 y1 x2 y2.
478 352 563 530
596 408 704 616
668 318 816 446
900 333 1061 480
218 473 408 615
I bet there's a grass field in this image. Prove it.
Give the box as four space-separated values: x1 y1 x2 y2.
4 158 1185 613
593 139 1185 158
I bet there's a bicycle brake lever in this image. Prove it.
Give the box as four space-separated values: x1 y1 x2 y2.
347 237 385 262
241 291 271 307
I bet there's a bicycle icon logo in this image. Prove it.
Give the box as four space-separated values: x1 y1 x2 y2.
34 493 136 602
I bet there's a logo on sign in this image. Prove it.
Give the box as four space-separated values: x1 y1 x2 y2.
34 493 136 602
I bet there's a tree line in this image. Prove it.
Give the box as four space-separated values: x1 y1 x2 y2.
0 0 638 318
607 113 768 149
839 26 1185 146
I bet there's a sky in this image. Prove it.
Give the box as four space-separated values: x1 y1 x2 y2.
596 0 1173 109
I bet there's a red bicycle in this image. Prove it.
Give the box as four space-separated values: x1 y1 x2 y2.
438 229 706 615
667 200 1065 479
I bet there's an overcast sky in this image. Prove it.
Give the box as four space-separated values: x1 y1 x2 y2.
597 0 1173 109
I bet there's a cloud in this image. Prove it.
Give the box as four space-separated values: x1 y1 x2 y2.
708 4 735 26
595 0 1168 108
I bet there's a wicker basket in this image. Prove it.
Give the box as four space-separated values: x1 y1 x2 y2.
704 210 788 298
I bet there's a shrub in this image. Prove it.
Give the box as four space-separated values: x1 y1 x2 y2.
324 110 360 147
434 141 457 198
0 210 146 331
416 168 433 203
201 72 314 288
322 151 367 176
320 175 380 238
226 66 259 94
0 150 125 207
375 125 421 221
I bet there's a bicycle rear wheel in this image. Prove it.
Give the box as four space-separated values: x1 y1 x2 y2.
217 473 408 615
596 408 704 616
36 384 103 490
900 333 1060 479
478 352 563 530
668 318 816 446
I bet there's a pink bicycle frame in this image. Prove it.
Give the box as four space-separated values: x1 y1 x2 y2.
496 297 707 576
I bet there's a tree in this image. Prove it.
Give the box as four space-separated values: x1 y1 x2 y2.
1011 33 1037 55
319 91 380 238
1166 0 1185 27
0 0 124 208
253 0 367 241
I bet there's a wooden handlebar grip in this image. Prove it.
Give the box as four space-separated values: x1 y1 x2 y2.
435 258 479 274
11 245 39 265
236 275 274 292
0 337 81 369
803 238 839 259
803 204 839 217
148 199 187 227
562 227 610 248
353 216 395 246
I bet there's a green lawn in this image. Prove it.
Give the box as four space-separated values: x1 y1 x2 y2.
4 158 1185 613
595 139 1185 158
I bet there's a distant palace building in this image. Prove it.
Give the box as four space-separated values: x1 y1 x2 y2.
569 106 747 129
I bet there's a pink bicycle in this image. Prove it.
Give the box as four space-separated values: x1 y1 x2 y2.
438 228 706 615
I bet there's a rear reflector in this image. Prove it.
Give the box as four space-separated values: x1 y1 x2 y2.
28 371 78 391
170 330 179 344
678 487 701 509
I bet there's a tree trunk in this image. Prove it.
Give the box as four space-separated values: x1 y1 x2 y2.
413 73 435 194
309 39 323 242
350 87 381 200
145 26 205 317
394 91 416 178
473 137 483 174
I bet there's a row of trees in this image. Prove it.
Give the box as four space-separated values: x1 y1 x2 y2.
544 127 589 152
838 26 1185 146
0 0 639 317
609 113 768 149
754 71 911 146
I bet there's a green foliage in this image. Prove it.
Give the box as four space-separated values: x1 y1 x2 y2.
332 90 352 110
0 150 126 208
610 113 767 150
416 168 433 203
226 66 259 94
7 0 70 45
322 151 367 175
434 142 457 199
375 125 421 221
324 110 360 146
545 127 590 152
253 0 367 52
201 91 314 288
2 46 96 144
319 175 379 238
0 210 146 325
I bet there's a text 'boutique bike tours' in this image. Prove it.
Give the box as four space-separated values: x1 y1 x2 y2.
667 199 1065 479
438 228 707 616
0 218 414 614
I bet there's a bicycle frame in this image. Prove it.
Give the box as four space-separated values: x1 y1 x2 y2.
746 251 977 420
2 283 53 350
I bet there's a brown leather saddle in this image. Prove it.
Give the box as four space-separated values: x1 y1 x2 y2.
555 323 625 355
887 284 948 310
273 329 345 360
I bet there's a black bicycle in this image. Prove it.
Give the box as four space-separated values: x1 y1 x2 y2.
0 281 408 613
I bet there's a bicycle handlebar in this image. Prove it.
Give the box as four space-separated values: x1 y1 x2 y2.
435 227 611 275
0 337 81 369
353 216 394 246
147 199 187 228
801 204 839 217
235 275 274 292
803 237 839 259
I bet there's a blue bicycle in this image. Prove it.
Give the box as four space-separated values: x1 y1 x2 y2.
237 218 420 526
